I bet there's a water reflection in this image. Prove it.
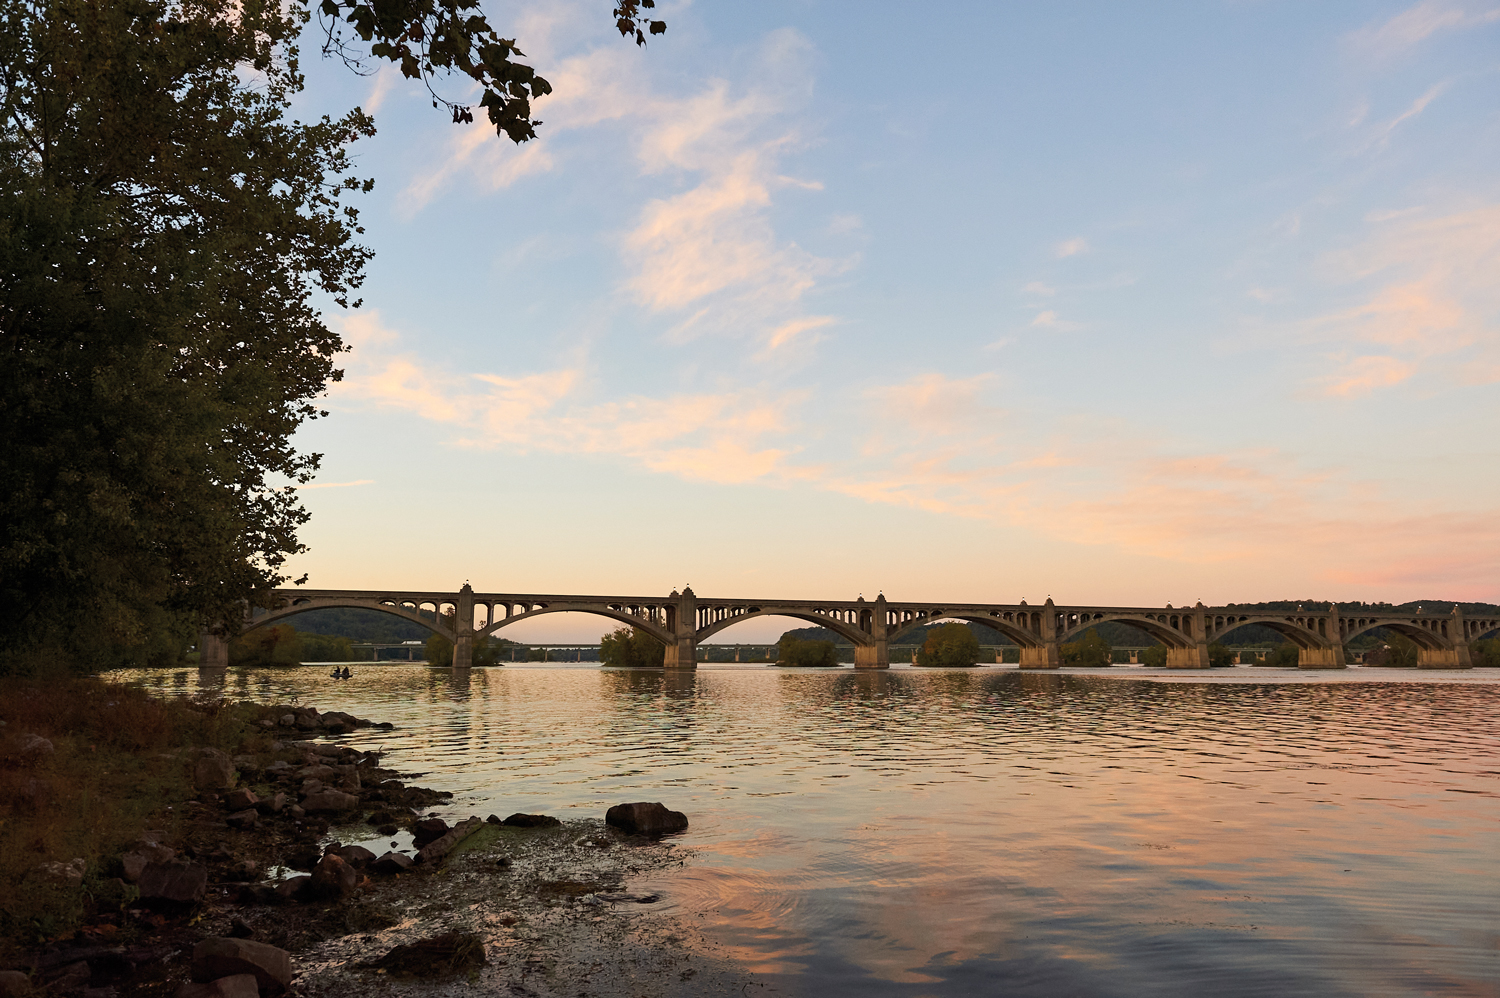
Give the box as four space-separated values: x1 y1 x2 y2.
105 665 1500 997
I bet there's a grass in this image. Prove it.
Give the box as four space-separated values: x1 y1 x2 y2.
0 675 275 955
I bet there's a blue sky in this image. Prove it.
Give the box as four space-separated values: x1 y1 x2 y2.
284 1 1500 640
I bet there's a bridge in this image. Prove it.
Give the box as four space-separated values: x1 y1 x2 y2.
194 585 1498 671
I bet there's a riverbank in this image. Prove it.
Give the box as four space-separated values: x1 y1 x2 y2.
0 677 734 996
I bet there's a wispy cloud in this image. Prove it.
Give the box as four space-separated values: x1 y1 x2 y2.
1055 237 1090 258
1352 0 1500 55
1359 83 1448 151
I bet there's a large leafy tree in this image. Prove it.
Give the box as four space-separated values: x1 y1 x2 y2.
0 0 663 673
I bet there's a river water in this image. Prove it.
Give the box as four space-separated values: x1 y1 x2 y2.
109 664 1499 997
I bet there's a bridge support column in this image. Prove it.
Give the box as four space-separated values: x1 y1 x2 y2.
1298 603 1346 669
1419 606 1474 669
1165 603 1211 668
1020 598 1061 668
198 629 228 669
666 586 697 669
856 594 890 668
451 584 475 670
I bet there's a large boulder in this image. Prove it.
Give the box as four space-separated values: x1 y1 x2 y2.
332 845 376 867
223 788 259 811
502 813 560 829
309 854 357 899
300 790 358 813
411 817 449 846
190 939 292 995
138 860 208 903
175 974 260 998
194 750 235 792
605 802 689 836
371 852 413 875
0 970 30 997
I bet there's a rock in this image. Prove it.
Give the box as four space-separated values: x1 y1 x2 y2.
310 854 357 899
411 817 449 845
278 714 295 728
175 974 260 998
371 852 413 875
257 719 276 730
368 932 485 977
20 734 53 755
46 961 89 991
415 817 483 865
293 713 320 731
190 938 292 995
300 790 358 813
223 788 259 811
0 970 30 996
38 857 86 885
193 750 235 792
333 845 376 867
485 814 501 825
225 810 258 830
229 919 256 939
502 813 561 829
123 839 175 880
137 860 208 903
605 802 689 836
257 793 287 815
273 876 312 902
374 721 395 730
287 805 305 819
376 823 398 836
296 765 336 781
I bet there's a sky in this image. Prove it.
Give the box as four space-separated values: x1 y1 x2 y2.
282 0 1500 641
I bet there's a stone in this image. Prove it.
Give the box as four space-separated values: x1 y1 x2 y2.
38 857 86 885
137 860 208 903
415 817 483 865
322 711 359 728
20 734 53 755
273 876 312 902
223 788 259 811
485 814 501 825
605 802 689 836
0 970 29 997
225 810 258 830
258 794 287 815
333 845 376 867
278 714 295 727
293 713 320 731
190 939 292 995
369 932 485 977
287 805 305 820
47 961 89 991
502 813 560 829
296 765 336 781
411 817 449 845
300 790 358 813
309 854 357 899
175 973 260 998
193 751 235 792
371 852 413 875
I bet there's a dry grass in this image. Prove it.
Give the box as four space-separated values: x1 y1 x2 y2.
0 676 270 951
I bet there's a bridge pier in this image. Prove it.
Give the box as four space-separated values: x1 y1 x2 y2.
198 629 228 669
451 584 475 669
666 587 697 669
1164 604 1211 668
1019 598 1061 668
854 639 889 669
1419 606 1474 668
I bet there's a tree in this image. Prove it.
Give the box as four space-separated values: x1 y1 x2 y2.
424 631 453 666
1139 644 1167 668
1207 642 1233 668
776 635 839 667
1060 628 1111 667
229 625 304 667
1266 643 1301 668
917 623 980 667
600 627 664 668
0 0 665 675
1471 638 1500 667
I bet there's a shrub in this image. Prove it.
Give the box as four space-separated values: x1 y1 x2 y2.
600 627 666 668
917 623 980 667
1061 628 1111 667
1207 642 1233 668
776 636 840 667
1139 644 1167 668
1266 643 1301 668
229 625 302 666
1472 638 1500 667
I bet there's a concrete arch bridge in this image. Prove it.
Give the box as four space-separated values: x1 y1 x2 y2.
207 587 1496 671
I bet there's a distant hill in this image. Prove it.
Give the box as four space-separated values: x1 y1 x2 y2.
271 607 434 643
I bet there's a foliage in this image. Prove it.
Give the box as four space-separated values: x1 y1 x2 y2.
777 636 840 667
1139 644 1167 668
0 0 374 674
917 623 981 668
1207 642 1233 668
600 627 665 668
315 0 664 140
1361 631 1419 668
276 607 434 642
1266 643 1301 668
230 625 303 667
1060 628 1111 667
425 631 452 666
1471 638 1500 667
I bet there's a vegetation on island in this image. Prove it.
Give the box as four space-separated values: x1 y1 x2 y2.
915 623 980 667
1060 628 1111 667
599 627 666 668
775 635 839 667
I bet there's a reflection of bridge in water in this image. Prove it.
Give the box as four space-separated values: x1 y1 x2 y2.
201 586 1498 671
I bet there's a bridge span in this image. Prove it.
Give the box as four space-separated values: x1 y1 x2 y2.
195 585 1497 672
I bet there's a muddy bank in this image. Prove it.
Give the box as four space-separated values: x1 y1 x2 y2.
6 701 753 996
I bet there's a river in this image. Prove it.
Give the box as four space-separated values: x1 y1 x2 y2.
106 664 1500 997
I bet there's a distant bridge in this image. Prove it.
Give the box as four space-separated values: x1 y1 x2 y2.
197 586 1497 671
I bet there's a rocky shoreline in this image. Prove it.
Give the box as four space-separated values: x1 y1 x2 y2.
4 704 735 997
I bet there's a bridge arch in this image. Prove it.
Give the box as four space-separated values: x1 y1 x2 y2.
476 605 673 647
696 609 872 646
1205 616 1333 650
885 613 1041 649
1057 613 1200 649
1339 618 1450 650
245 598 453 640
